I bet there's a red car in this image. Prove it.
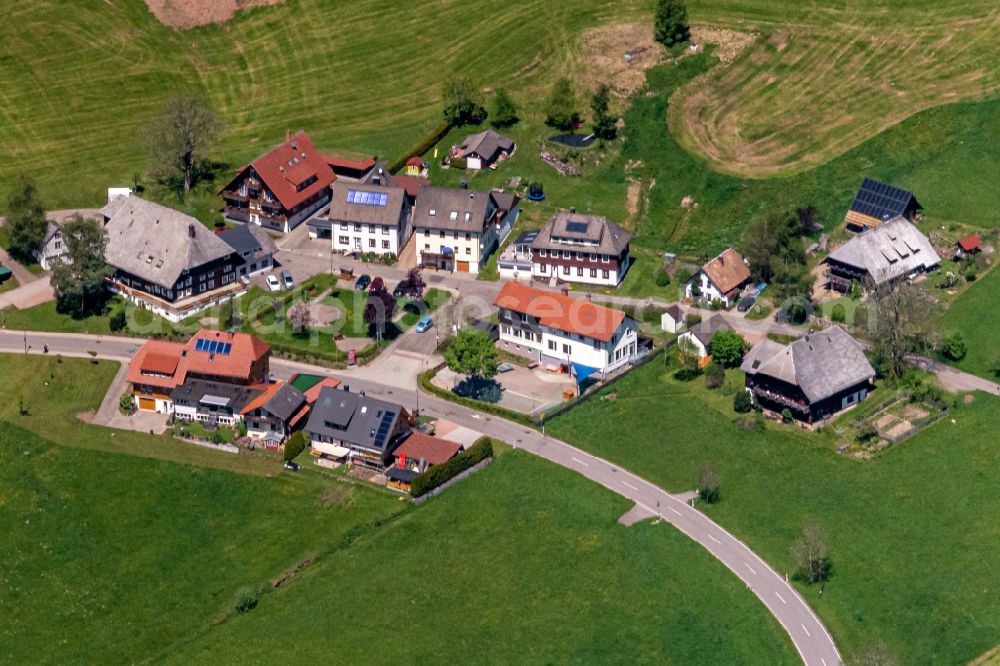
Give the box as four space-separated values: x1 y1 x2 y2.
368 276 385 293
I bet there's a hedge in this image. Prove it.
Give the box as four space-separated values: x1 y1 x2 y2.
410 437 494 498
418 365 535 427
386 120 452 174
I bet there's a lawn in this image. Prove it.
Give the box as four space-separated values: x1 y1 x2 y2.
396 287 451 329
547 358 1000 664
670 0 1000 176
940 263 1000 380
161 450 799 664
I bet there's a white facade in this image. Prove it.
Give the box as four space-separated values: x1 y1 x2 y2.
35 227 68 271
466 156 484 170
416 223 497 273
111 283 249 323
133 394 174 414
498 319 638 373
686 271 739 308
661 310 683 334
678 330 710 358
532 250 628 286
332 220 406 257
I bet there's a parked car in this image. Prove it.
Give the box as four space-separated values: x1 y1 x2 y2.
266 275 282 292
354 274 372 291
496 362 515 373
368 276 385 293
392 282 406 297
283 461 300 472
737 296 756 313
415 315 433 333
281 270 295 290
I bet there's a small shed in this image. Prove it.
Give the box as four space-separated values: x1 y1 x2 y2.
955 233 981 258
660 304 684 334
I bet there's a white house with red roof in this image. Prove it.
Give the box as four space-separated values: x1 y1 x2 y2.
493 281 637 375
686 248 752 308
127 329 271 413
221 130 376 233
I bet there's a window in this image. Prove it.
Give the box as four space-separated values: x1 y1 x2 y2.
222 275 229 284
562 343 571 354
602 254 609 263
562 250 569 259
590 268 597 278
424 228 430 236
369 238 376 247
54 241 62 250
576 252 584 260
382 240 390 249
464 212 471 222
465 232 471 240
539 249 546 257
354 223 361 232
602 270 610 279
224 264 231 272
424 243 430 249
440 230 446 238
450 211 458 221
453 231 459 239
538 263 547 274
339 236 349 245
590 253 597 261
548 340 557 351
465 247 471 255
382 226 389 235
429 209 436 217
577 267 583 276
340 222 348 230
562 266 570 275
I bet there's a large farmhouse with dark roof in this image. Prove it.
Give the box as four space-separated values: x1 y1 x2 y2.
741 326 875 423
824 216 940 293
844 178 922 232
529 212 631 286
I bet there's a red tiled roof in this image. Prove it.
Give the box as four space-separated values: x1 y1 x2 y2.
324 154 378 173
126 340 185 390
494 281 626 343
392 174 430 198
394 432 463 466
243 131 336 212
184 330 270 380
701 248 751 296
405 156 424 167
958 234 981 252
241 381 283 415
302 377 342 404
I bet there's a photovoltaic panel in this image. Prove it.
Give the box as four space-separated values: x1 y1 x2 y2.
565 220 590 234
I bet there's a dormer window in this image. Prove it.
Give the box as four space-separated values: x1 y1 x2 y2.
450 211 458 221
429 209 436 216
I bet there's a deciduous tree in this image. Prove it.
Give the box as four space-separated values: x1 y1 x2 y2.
653 0 690 48
709 330 747 368
791 519 831 584
490 89 519 128
697 464 720 503
397 267 426 298
444 329 498 380
288 302 312 335
848 643 899 666
363 285 397 339
442 77 486 126
284 431 307 462
590 83 616 139
865 280 938 378
145 94 220 194
545 78 579 131
4 175 48 261
50 214 112 316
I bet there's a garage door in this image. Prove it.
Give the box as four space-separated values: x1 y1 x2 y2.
138 397 155 411
456 261 470 273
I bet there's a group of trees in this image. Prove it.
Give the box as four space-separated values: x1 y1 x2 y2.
4 176 48 261
363 282 397 340
654 0 690 48
442 78 518 129
742 208 814 323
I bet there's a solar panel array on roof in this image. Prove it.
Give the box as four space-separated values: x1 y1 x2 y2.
347 190 388 207
849 178 915 222
194 338 233 355
373 410 395 449
565 220 590 234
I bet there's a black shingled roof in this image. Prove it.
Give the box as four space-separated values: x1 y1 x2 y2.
848 178 921 223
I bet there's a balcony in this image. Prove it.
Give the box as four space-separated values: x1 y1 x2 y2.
222 190 249 203
223 208 250 223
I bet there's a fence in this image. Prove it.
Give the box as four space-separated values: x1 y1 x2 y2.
412 458 492 505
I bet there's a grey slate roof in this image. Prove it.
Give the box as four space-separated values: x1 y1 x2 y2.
685 313 731 347
41 222 61 245
412 187 496 232
460 129 515 161
261 382 306 422
305 386 408 453
826 216 940 286
491 191 520 212
100 195 130 221
530 212 631 255
170 379 262 412
104 197 237 289
322 178 406 227
741 326 874 403
219 223 278 258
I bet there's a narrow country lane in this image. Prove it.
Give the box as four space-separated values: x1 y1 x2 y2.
0 330 842 665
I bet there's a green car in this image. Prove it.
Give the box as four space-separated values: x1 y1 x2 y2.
496 362 515 373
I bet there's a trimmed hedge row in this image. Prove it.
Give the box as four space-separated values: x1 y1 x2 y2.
410 437 494 498
418 365 536 427
386 120 452 174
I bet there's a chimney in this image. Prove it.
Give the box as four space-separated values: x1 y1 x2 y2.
188 223 196 238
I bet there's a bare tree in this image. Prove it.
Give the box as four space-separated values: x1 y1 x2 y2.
696 464 720 503
288 302 312 335
791 519 830 584
145 94 220 193
864 276 939 378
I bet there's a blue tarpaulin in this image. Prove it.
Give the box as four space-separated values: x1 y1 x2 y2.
440 246 454 255
571 362 600 384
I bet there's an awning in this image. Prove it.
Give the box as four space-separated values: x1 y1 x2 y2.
440 246 454 255
311 442 351 458
200 394 230 407
571 362 600 384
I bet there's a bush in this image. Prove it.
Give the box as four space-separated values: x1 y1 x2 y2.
733 391 753 413
655 268 670 287
784 302 809 325
675 268 692 284
736 412 765 431
704 361 725 389
684 312 702 327
781 407 793 423
234 586 258 613
449 156 468 170
829 304 846 323
854 418 878 442
942 332 967 361
386 121 451 174
410 437 494 498
284 430 307 462
109 309 127 332
989 354 1000 378
118 391 135 415
965 268 978 282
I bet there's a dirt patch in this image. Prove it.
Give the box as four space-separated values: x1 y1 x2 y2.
272 557 313 589
691 27 758 65
578 23 666 96
626 180 643 217
76 410 96 424
311 303 342 327
144 0 285 30
321 486 350 505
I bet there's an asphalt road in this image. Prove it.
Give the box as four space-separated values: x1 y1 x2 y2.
0 328 843 665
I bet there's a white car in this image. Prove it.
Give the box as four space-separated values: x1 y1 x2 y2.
266 275 282 292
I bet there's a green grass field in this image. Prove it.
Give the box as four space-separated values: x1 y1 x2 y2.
162 450 798 664
548 358 1000 664
670 0 1000 176
0 354 799 662
940 265 1000 380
